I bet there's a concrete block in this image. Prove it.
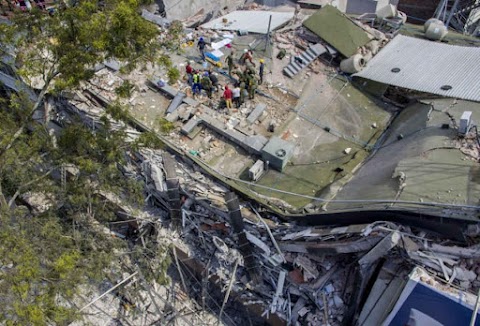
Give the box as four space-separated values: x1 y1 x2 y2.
104 59 121 72
247 103 267 124
166 91 186 114
244 135 269 154
181 117 201 135
184 97 198 107
261 136 295 171
165 111 179 122
150 78 177 98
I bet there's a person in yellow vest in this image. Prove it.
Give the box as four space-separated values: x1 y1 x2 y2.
192 71 201 97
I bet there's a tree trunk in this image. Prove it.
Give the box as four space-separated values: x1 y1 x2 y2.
0 72 56 158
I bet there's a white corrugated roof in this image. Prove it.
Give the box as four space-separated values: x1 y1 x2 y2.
200 10 294 34
354 35 480 102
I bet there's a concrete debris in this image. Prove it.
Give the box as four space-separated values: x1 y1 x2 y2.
39 3 480 325
294 255 319 281
358 231 401 266
245 231 271 256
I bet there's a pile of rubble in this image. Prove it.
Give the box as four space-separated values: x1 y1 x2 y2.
125 147 480 325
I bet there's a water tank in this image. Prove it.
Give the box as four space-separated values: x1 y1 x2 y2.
424 18 448 41
424 18 441 32
340 54 366 74
363 50 373 62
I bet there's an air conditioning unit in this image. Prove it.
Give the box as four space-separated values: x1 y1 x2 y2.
249 160 265 181
459 111 472 136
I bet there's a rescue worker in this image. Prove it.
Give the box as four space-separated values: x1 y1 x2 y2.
223 85 233 109
244 50 255 66
231 65 245 84
239 81 246 106
247 74 257 100
225 51 235 76
201 72 213 98
232 85 241 108
259 59 265 85
239 49 248 65
197 37 206 61
209 71 219 92
192 70 201 97
245 62 256 78
185 61 193 86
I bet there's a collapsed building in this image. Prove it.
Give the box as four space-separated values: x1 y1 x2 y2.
2 0 480 325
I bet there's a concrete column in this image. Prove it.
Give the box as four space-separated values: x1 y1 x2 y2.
225 192 261 284
162 153 181 230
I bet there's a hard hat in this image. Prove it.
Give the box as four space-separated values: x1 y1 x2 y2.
259 59 264 63
200 37 204 41
244 49 248 53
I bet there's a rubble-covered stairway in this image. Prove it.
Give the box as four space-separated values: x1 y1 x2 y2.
283 43 326 78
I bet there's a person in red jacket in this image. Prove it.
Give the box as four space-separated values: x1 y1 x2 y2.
185 61 193 86
223 85 233 109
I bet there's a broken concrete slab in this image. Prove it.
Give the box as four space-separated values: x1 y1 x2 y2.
247 103 267 124
246 231 271 256
166 91 186 114
280 236 382 254
141 9 170 27
359 231 401 266
181 117 202 135
294 256 319 281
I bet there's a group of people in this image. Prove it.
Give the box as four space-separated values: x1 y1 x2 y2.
223 49 265 109
185 61 220 99
191 37 266 110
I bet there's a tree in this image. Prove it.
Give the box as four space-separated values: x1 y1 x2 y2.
0 90 136 325
0 0 159 152
0 2 167 324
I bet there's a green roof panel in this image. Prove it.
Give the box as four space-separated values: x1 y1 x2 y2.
303 5 371 57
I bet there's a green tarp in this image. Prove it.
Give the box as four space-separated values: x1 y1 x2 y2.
303 5 371 57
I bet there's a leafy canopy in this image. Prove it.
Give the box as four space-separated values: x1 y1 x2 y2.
2 0 158 93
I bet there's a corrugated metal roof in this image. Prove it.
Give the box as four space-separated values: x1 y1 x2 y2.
200 10 294 34
354 35 480 102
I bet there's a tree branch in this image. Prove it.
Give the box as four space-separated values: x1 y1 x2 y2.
0 180 8 208
8 169 53 208
0 69 59 158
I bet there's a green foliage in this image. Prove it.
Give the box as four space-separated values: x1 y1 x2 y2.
168 20 184 38
167 67 180 85
135 131 165 149
5 0 158 94
105 102 130 122
0 2 173 324
162 20 184 51
159 118 175 134
115 80 135 98
0 91 145 324
157 54 172 69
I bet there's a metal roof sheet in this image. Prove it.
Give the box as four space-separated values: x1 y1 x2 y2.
354 35 480 102
200 10 294 34
302 5 371 57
